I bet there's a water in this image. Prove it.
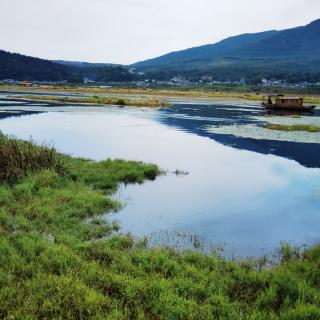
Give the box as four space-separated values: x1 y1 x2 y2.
1 94 320 257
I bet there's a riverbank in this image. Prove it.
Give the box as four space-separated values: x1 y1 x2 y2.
2 84 320 105
1 133 320 319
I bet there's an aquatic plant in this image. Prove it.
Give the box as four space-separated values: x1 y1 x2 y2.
206 123 320 144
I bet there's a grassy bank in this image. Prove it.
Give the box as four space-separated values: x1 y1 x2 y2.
1 134 320 319
13 95 171 107
264 124 320 133
2 84 320 105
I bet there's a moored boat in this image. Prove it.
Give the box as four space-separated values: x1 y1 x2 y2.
261 95 316 112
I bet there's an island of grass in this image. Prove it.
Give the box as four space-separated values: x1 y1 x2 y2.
1 133 320 319
13 94 171 107
264 124 320 133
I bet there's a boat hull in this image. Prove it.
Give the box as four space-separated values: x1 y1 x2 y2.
261 103 316 112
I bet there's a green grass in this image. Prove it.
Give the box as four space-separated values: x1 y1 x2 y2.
15 95 171 107
1 133 320 319
264 124 320 133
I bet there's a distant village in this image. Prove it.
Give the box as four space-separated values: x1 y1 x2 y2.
133 76 320 88
0 79 68 87
1 76 320 89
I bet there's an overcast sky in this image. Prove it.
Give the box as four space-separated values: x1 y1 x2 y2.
0 0 319 64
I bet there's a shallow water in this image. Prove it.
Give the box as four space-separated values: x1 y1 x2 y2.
1 94 320 257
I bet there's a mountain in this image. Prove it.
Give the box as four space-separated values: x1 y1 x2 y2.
132 30 278 68
240 19 320 58
132 19 320 81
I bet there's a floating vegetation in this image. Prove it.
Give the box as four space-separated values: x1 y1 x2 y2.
205 112 320 144
264 124 320 133
253 114 320 127
206 124 320 144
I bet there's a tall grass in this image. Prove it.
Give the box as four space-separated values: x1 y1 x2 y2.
0 133 64 182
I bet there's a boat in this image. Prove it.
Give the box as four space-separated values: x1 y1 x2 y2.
261 95 316 112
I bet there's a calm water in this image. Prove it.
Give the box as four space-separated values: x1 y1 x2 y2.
1 94 320 257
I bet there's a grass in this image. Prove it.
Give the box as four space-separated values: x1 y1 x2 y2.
264 124 320 133
14 95 171 107
1 133 320 319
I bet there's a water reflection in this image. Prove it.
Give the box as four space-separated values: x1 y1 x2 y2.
159 104 320 168
0 100 320 257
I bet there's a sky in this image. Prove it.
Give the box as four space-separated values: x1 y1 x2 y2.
0 0 319 64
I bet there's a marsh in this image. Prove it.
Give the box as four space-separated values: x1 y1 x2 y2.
1 93 320 257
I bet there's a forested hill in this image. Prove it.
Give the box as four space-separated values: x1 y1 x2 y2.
0 50 134 82
0 50 71 81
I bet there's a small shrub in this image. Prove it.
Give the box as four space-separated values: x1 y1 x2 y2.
115 98 126 106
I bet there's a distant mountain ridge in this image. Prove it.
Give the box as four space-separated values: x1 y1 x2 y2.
132 19 320 77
